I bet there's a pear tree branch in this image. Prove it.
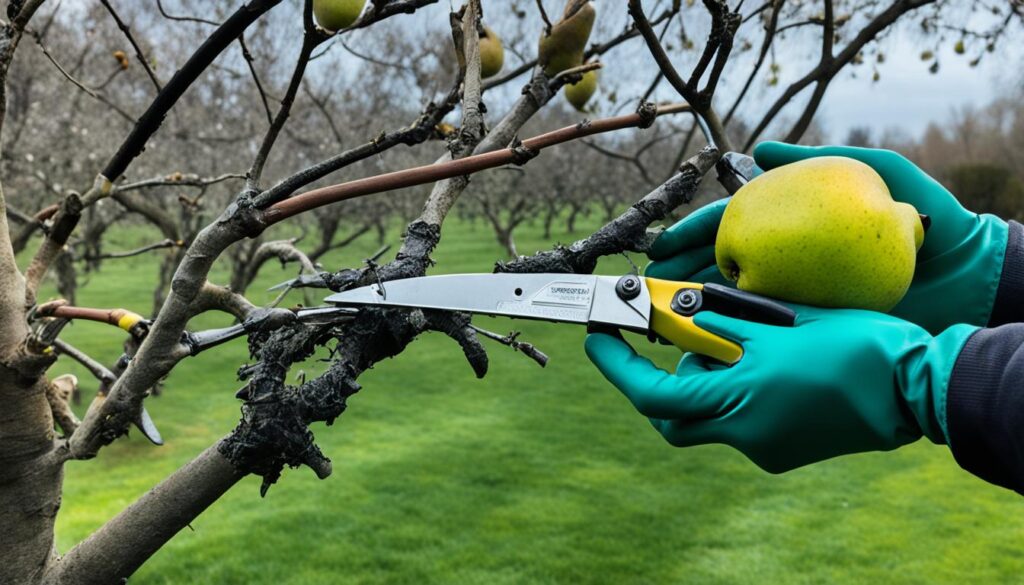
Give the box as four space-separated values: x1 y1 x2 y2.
628 0 739 152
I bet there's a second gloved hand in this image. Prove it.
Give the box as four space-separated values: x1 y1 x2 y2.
585 306 977 473
646 142 1009 334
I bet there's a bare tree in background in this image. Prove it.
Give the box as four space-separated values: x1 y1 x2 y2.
0 0 1019 583
882 87 1024 219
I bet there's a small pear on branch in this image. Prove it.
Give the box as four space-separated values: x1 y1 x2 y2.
538 0 596 76
312 0 367 33
564 68 598 111
479 25 504 78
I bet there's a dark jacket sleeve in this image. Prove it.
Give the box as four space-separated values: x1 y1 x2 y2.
988 220 1024 327
947 324 1024 494
945 221 1024 494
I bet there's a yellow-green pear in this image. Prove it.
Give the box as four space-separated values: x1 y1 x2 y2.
313 0 366 32
715 157 925 311
479 26 504 78
538 1 596 76
564 69 597 111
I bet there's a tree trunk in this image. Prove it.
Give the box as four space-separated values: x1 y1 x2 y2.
0 278 64 584
567 205 581 233
496 227 518 257
0 422 62 585
54 251 77 306
152 250 182 318
542 206 555 239
602 202 617 222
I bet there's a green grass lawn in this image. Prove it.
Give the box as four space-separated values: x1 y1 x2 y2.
40 211 1024 584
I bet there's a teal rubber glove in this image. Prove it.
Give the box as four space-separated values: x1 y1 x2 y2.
647 142 1009 334
585 307 977 473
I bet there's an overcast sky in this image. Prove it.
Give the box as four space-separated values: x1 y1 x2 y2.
780 9 1023 143
565 1 1024 146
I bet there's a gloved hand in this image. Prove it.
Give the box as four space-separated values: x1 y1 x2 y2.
646 142 1009 334
585 307 977 473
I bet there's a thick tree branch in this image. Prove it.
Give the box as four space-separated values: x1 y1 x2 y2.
190 282 258 320
44 444 244 585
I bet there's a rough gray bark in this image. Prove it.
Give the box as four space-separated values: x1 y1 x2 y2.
44 444 243 585
0 3 76 582
0 378 63 585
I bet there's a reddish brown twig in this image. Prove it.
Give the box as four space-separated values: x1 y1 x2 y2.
34 300 146 332
260 103 690 226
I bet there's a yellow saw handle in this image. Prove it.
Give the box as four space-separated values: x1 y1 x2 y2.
644 278 796 365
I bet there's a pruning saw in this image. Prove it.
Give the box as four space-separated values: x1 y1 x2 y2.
326 273 795 364
318 114 773 360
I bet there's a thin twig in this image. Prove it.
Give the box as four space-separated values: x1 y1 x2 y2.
31 32 137 123
84 238 183 261
301 81 345 145
367 244 391 263
536 0 553 34
155 0 220 25
98 0 162 91
238 34 273 125
581 139 654 185
247 0 327 188
113 172 245 193
470 325 549 367
340 38 412 71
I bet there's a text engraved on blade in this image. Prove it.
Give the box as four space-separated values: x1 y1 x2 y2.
533 282 594 307
495 301 588 322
